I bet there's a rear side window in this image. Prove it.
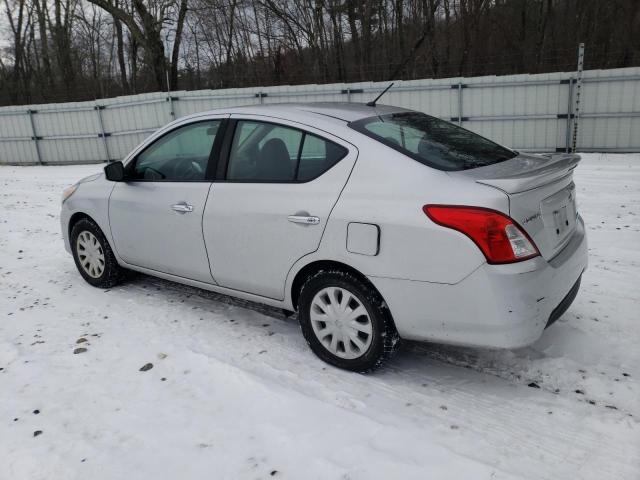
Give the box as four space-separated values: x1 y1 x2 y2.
226 120 348 182
297 134 347 181
349 112 517 171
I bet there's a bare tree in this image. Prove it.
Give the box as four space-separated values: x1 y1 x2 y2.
3 0 32 102
84 0 187 90
1 0 639 106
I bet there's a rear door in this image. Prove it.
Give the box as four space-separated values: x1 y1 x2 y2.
109 117 226 283
203 116 357 299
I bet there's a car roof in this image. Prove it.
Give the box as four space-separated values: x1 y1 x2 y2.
191 102 411 124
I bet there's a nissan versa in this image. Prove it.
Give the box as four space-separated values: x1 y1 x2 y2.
60 103 587 372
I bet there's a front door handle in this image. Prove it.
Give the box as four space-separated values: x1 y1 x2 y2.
172 202 194 213
288 215 320 225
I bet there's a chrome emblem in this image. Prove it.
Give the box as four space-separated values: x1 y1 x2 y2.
523 212 541 224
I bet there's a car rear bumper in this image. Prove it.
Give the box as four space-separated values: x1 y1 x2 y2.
369 215 588 349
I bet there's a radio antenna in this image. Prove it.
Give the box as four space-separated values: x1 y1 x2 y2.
366 83 394 107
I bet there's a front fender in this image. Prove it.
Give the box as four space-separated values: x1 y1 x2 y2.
61 174 118 260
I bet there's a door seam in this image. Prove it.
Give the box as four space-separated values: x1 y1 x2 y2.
201 182 218 285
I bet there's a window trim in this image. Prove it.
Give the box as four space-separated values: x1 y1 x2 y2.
348 112 517 172
124 119 228 183
215 118 349 184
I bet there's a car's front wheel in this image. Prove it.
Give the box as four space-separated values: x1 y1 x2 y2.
71 217 123 288
298 270 399 372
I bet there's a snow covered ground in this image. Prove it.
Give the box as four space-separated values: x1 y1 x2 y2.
0 153 638 480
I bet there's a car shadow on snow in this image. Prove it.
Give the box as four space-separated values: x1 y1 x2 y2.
96 271 636 418
112 271 559 381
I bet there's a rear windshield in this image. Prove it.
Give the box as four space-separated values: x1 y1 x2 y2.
349 112 517 171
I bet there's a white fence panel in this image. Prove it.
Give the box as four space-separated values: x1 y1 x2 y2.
576 70 640 151
1 66 640 164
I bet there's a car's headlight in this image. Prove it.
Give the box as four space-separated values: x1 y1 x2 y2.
62 184 78 203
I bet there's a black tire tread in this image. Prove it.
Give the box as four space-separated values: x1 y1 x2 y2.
70 217 123 288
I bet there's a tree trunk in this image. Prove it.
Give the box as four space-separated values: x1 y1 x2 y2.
33 0 53 88
346 0 361 81
114 17 128 92
170 0 188 90
49 0 76 96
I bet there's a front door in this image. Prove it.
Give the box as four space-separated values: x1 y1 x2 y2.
203 117 357 299
109 118 225 283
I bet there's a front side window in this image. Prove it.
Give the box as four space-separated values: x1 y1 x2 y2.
227 120 348 182
349 112 517 171
130 120 221 181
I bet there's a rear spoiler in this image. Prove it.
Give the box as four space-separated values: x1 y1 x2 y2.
472 153 581 194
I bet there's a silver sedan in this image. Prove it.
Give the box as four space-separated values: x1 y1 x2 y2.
60 103 588 371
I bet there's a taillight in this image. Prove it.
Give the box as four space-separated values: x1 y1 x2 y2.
423 205 539 264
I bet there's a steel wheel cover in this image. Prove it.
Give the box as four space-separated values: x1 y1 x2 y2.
76 230 105 279
310 286 373 360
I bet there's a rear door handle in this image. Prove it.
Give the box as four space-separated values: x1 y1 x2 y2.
172 202 194 213
288 215 320 225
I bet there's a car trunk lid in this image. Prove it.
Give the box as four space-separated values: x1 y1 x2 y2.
453 152 581 260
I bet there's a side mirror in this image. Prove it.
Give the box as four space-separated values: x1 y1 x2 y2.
104 161 125 182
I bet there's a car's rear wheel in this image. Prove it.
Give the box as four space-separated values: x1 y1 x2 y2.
298 270 399 372
71 217 123 288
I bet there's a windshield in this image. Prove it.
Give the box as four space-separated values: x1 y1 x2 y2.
349 112 517 171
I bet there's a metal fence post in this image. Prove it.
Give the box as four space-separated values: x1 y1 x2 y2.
571 43 585 152
347 88 351 103
457 81 463 126
27 109 43 165
254 91 268 104
166 71 175 121
95 104 111 162
167 95 175 121
565 77 574 153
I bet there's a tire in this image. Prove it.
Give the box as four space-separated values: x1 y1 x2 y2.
70 217 123 288
298 270 400 373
